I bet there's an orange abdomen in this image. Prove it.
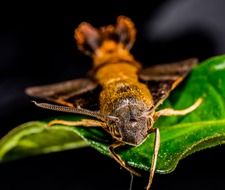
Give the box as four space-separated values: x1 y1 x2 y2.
95 62 153 114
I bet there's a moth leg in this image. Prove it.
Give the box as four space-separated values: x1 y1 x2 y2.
146 128 160 190
156 97 202 117
48 119 106 128
109 141 141 176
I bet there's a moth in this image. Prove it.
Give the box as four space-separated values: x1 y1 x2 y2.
26 16 202 190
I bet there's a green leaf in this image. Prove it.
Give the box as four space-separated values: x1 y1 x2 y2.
1 55 225 174
0 121 89 162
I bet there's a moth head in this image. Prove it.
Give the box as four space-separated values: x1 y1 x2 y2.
107 103 152 146
74 16 136 58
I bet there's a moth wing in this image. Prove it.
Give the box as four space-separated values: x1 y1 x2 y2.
25 78 100 110
139 58 198 108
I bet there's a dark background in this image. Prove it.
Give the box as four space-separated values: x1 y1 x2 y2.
1 0 225 189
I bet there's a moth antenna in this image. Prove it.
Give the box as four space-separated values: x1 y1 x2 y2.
32 101 108 121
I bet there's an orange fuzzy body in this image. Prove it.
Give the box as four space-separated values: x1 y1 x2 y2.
75 16 153 116
95 61 153 115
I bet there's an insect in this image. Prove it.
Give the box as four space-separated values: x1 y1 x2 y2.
26 16 202 190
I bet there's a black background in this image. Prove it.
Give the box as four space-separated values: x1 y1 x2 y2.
1 0 225 189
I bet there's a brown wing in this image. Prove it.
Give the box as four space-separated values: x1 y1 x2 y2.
139 58 198 108
25 78 100 110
